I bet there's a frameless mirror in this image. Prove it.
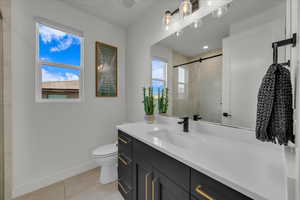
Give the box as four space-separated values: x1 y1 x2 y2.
151 0 287 130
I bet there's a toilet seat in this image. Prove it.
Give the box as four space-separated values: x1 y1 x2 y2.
93 143 117 158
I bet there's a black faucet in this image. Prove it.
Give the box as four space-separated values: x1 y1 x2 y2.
178 117 189 132
193 114 202 121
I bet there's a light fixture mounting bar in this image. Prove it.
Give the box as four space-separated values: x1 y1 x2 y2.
168 0 199 16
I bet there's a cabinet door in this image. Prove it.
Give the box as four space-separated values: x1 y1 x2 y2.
152 170 189 200
135 162 153 200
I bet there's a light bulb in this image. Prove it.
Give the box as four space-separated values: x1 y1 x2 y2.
193 18 203 29
217 7 223 17
194 21 198 28
176 30 182 38
163 10 172 31
212 4 230 18
207 0 212 6
179 0 192 19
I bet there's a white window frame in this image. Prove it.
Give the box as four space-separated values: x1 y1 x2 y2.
177 66 188 99
151 57 168 89
35 18 84 103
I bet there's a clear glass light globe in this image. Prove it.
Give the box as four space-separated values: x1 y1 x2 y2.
212 4 229 18
179 0 192 19
163 10 172 31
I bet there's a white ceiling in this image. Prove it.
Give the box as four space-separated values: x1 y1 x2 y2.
158 0 285 57
59 0 166 28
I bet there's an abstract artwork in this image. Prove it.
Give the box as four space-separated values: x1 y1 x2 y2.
95 42 118 97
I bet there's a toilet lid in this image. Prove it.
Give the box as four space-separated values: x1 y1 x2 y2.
93 143 118 157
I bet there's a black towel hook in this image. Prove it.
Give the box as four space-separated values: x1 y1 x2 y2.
272 33 297 67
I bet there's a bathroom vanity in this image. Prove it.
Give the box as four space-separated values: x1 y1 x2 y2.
116 119 286 200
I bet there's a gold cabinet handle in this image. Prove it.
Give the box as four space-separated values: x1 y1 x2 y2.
145 172 152 200
118 180 128 194
118 136 128 144
152 180 155 200
152 178 159 200
118 154 128 166
195 185 214 200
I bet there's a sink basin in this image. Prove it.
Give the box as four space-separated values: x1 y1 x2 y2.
148 129 195 148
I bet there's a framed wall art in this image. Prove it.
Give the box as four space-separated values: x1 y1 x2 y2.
95 41 118 97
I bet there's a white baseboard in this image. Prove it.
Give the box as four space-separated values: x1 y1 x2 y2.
12 160 99 198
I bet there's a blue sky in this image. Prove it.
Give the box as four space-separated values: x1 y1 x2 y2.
39 24 81 82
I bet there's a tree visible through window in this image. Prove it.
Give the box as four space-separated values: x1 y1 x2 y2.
36 23 83 101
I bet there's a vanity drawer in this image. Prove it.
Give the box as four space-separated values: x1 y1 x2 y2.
191 169 252 200
133 139 190 191
118 130 133 158
118 153 132 186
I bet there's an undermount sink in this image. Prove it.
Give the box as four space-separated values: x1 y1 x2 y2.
147 128 195 148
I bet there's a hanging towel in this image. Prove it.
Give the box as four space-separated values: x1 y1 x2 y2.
256 64 294 145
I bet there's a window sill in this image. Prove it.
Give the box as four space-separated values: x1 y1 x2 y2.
35 98 83 103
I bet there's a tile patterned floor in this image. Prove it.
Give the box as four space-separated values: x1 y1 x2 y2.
14 168 123 200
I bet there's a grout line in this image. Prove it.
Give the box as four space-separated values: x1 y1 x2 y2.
63 181 66 200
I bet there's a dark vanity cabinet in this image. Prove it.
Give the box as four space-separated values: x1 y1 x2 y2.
118 130 252 200
117 131 133 199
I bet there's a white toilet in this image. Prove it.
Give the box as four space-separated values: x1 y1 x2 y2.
93 143 118 184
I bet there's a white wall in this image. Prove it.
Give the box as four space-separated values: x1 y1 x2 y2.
229 3 286 35
11 0 126 197
126 2 174 122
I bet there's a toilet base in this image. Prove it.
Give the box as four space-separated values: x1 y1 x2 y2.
100 164 117 184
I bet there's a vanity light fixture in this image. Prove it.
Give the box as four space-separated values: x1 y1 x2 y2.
162 0 199 31
179 0 193 19
203 45 209 49
163 10 172 31
212 3 230 18
163 0 232 31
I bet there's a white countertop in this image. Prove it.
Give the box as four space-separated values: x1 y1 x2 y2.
117 120 286 200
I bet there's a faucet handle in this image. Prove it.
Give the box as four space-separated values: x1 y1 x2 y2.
193 115 202 121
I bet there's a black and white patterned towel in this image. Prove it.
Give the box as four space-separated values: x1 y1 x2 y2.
256 64 294 145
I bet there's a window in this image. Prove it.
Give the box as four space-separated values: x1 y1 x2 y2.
36 22 84 102
151 58 168 97
178 67 188 99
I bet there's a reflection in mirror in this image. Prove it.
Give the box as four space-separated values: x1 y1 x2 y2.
151 0 287 130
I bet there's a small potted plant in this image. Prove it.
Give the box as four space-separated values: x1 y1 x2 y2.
158 88 169 115
143 87 155 123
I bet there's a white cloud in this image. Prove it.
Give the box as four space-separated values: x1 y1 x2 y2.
39 25 66 43
40 57 51 62
42 69 79 82
50 37 74 52
65 72 79 81
39 24 80 52
42 68 66 82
